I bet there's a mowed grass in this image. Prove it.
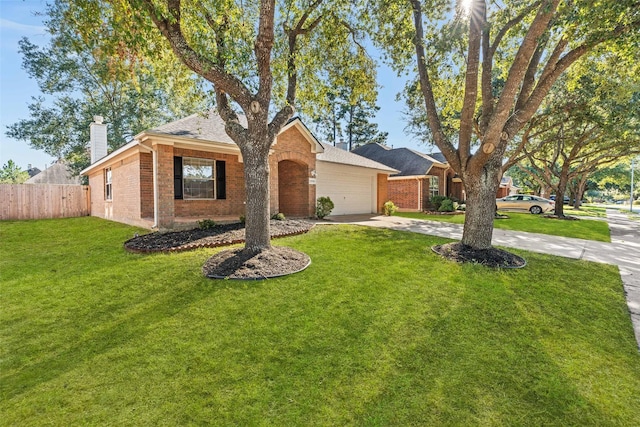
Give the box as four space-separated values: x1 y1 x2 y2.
1 217 639 425
564 204 607 218
395 211 611 242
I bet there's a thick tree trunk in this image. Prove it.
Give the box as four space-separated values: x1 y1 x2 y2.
461 165 502 250
554 170 569 217
241 140 272 254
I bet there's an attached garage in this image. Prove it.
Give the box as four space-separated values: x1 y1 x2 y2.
316 145 397 216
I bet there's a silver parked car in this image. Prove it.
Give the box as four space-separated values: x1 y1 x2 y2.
496 194 555 214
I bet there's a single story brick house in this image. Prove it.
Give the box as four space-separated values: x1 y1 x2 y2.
352 143 464 211
81 113 396 230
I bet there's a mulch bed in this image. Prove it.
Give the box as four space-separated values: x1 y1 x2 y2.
124 219 315 253
202 246 311 280
543 214 580 220
423 211 465 215
432 242 526 269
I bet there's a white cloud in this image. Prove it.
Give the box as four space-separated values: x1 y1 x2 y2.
0 18 46 35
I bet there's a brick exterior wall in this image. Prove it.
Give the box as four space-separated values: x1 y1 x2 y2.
140 153 153 218
389 178 421 211
277 160 309 217
270 126 316 217
156 144 175 229
87 152 150 227
389 169 449 211
377 174 388 213
86 123 318 229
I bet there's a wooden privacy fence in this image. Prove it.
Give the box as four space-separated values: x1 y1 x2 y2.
0 184 90 220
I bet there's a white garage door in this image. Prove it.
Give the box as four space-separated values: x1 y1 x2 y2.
316 161 377 215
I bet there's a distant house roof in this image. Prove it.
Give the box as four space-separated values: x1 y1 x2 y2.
27 166 41 178
352 143 446 177
25 161 80 184
317 145 398 173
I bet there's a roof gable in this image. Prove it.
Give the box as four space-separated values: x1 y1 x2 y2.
317 145 398 173
352 143 446 176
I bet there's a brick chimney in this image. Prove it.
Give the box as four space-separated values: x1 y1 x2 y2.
90 115 107 163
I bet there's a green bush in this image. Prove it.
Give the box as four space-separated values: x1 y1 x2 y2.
430 195 447 210
316 196 335 219
197 219 216 230
438 198 455 212
239 215 245 224
383 200 398 216
271 212 286 221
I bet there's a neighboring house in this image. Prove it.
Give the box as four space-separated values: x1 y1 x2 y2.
497 176 518 198
422 151 465 201
25 161 80 185
352 143 462 211
80 113 396 230
27 164 41 178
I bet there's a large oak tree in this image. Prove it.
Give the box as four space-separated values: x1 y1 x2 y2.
371 0 639 250
69 0 375 255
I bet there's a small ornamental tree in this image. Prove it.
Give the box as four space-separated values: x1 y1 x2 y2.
316 196 334 219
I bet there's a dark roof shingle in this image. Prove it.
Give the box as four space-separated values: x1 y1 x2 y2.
352 143 446 176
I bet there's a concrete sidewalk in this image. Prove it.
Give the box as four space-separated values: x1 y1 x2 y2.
325 210 640 349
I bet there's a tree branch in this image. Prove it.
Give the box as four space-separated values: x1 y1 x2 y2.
135 0 252 108
409 0 459 172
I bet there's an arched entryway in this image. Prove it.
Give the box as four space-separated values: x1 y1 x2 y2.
278 160 309 217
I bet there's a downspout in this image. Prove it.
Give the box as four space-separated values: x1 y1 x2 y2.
444 169 448 198
152 146 158 229
418 177 422 211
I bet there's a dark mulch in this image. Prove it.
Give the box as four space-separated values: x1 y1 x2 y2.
543 214 580 220
202 246 311 280
124 220 315 253
432 242 526 269
423 210 465 215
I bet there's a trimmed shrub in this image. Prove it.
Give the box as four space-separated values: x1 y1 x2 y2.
430 195 447 211
438 198 455 212
197 219 216 230
239 215 245 224
271 212 286 221
316 196 335 219
383 200 398 216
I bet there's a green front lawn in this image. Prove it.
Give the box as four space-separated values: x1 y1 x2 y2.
2 218 638 425
395 211 611 242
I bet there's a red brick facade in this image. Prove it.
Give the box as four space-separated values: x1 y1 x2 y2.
377 174 388 213
85 122 318 229
387 166 450 211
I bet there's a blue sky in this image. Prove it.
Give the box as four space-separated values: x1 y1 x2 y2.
0 0 422 171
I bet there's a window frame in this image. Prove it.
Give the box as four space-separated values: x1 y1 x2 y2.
182 157 216 200
429 176 439 197
104 167 112 201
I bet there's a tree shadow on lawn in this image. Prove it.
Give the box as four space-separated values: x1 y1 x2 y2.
354 272 627 425
1 253 273 402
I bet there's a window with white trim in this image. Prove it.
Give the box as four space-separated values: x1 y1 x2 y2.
174 157 226 200
183 157 215 199
104 168 112 200
429 176 439 197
